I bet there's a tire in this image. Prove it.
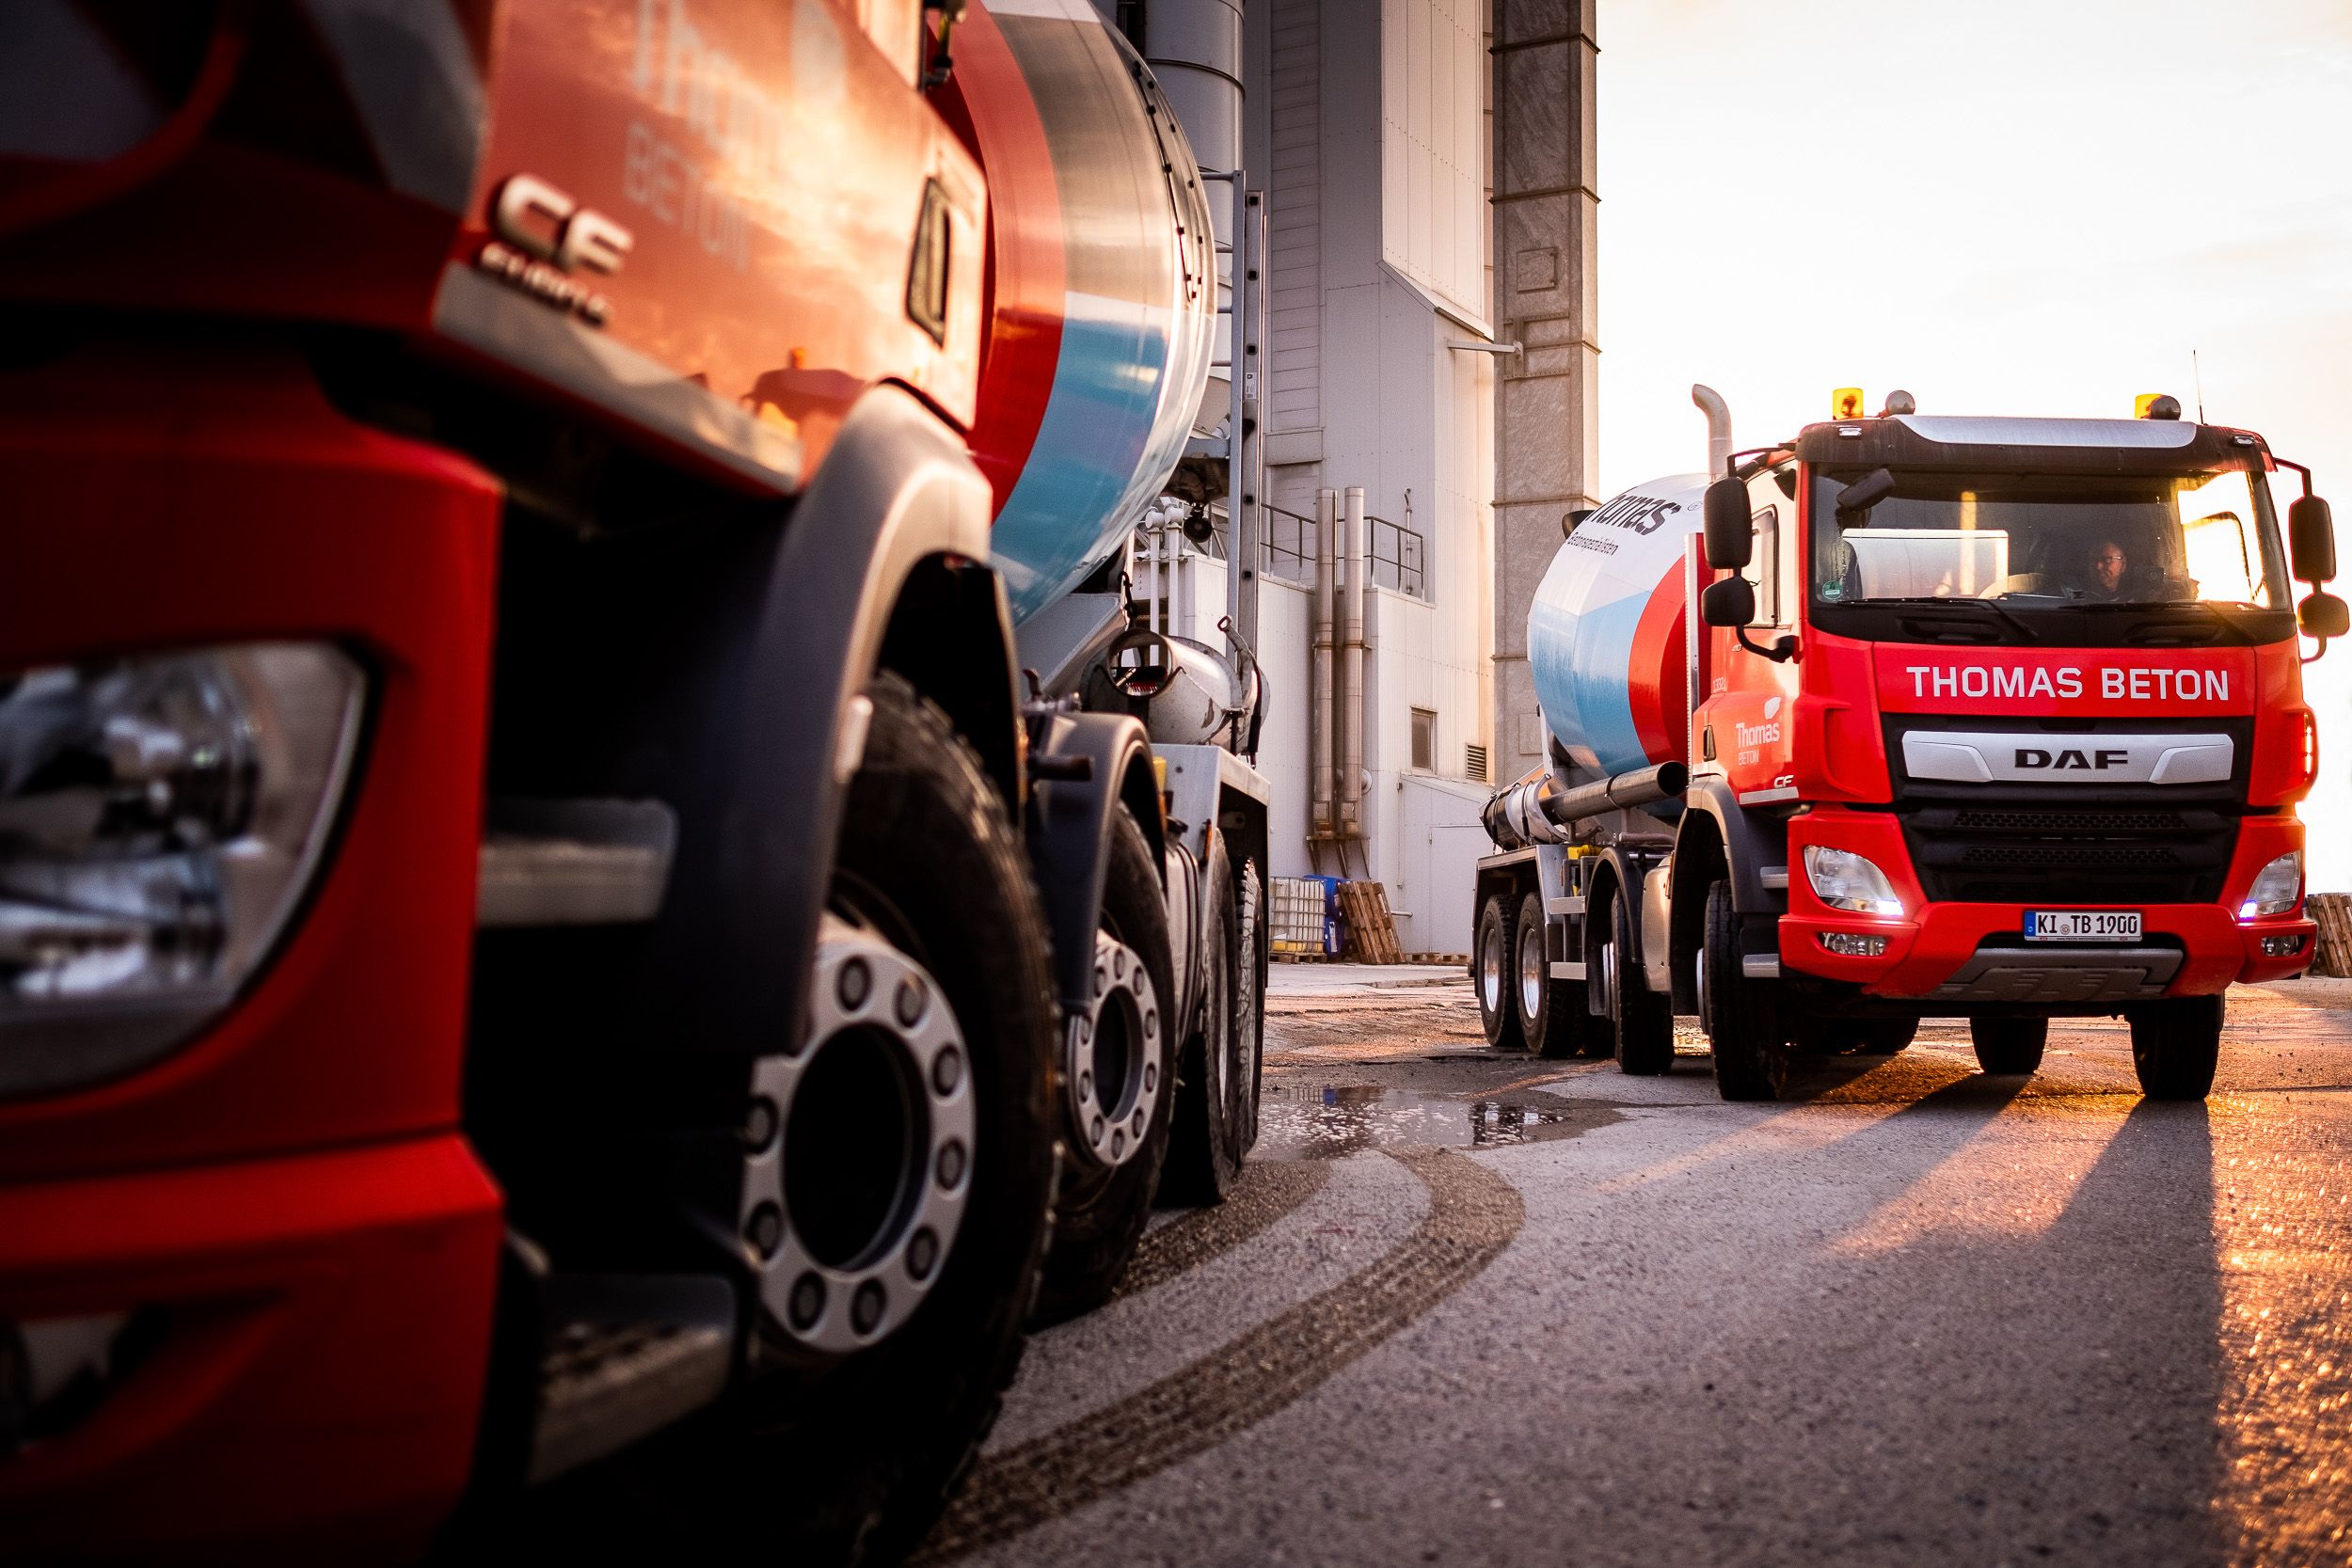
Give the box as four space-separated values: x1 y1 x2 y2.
1825 1018 1917 1056
1597 883 1675 1076
1514 892 1592 1058
1233 858 1264 1157
1475 894 1523 1050
1031 803 1179 1322
534 674 1059 1565
1164 836 1246 1204
1969 1016 2046 1076
1706 879 1788 1101
2128 994 2223 1101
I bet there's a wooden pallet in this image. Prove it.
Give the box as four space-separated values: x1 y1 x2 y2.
2312 893 2352 977
1336 879 1405 965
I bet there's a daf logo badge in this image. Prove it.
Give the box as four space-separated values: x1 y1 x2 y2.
475 173 633 326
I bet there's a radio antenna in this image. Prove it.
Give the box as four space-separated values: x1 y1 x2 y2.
2192 349 2206 422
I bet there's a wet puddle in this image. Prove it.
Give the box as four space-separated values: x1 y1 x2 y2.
1254 1085 1618 1160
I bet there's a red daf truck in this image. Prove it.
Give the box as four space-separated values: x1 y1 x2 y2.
1474 388 2342 1101
0 2 1269 1560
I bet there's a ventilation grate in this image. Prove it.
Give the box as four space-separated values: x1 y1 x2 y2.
1465 743 1488 783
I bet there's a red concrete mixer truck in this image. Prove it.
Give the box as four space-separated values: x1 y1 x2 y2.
1474 386 2343 1102
0 1 1267 1560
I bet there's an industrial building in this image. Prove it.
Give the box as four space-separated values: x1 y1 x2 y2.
1114 0 1599 953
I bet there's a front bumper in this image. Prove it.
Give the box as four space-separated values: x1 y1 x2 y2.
0 1136 502 1561
1782 808 2314 1001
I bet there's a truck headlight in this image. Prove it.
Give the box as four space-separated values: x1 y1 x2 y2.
0 644 363 1097
2240 852 2302 920
1803 847 1903 917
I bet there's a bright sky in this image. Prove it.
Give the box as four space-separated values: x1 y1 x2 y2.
1597 0 2352 889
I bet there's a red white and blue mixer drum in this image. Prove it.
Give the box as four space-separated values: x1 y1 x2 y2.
1527 473 1708 781
949 0 1219 623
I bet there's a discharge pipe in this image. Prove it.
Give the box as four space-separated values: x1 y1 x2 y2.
1481 761 1690 849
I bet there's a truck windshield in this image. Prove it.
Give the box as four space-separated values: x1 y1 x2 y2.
1811 461 2291 612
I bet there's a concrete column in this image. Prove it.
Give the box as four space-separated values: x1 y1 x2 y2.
1490 0 1598 779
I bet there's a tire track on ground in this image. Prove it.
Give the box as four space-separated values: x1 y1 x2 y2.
914 1148 1524 1562
1109 1159 1332 1304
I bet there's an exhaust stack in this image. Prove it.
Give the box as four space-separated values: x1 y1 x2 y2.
1692 384 1734 477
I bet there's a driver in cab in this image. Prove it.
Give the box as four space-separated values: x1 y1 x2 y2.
2075 537 2134 601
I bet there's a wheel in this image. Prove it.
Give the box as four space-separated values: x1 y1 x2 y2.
2128 994 2222 1101
1597 882 1675 1076
1513 892 1592 1058
1825 1018 1917 1055
1705 879 1788 1101
553 674 1058 1564
1474 894 1523 1050
1164 835 1247 1203
1969 1016 2046 1076
1031 802 1180 1322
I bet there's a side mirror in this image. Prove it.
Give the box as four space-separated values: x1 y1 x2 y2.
1562 508 1594 540
2299 590 2349 641
1701 575 1755 628
2290 495 2336 584
1702 479 1751 569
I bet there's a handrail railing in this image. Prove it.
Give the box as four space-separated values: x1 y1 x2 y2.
1259 502 1427 599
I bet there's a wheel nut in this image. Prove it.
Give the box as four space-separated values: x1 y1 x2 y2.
1110 1129 1126 1159
931 1047 962 1096
837 957 871 1010
907 1227 940 1281
1090 1116 1105 1147
851 1280 886 1335
1144 1007 1158 1039
896 975 927 1027
788 1272 825 1331
1144 1063 1157 1092
935 1139 967 1189
1078 1069 1093 1100
747 1201 785 1258
742 1097 780 1150
1131 1110 1146 1139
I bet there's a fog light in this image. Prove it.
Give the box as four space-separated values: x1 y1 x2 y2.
1820 932 1890 958
0 644 363 1097
2262 934 2304 958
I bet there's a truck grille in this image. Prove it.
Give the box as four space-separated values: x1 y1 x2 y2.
1900 804 2234 905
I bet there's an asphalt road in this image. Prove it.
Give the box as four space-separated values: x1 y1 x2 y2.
923 970 2352 1568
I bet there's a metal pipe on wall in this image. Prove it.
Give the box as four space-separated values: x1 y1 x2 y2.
1339 484 1367 837
1311 487 1337 838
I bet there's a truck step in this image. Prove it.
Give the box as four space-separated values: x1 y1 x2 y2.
477 798 676 927
528 1274 735 1485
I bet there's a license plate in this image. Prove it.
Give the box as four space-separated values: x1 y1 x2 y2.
2024 910 2141 942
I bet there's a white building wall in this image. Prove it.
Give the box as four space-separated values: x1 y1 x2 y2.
1240 0 1495 955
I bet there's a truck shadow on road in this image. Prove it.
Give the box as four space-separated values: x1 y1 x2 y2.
1630 1088 2230 1566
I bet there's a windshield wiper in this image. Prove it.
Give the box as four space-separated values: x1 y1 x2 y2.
1866 595 2039 643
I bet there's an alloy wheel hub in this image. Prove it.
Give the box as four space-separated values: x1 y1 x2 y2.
1064 930 1161 1170
739 914 974 1355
